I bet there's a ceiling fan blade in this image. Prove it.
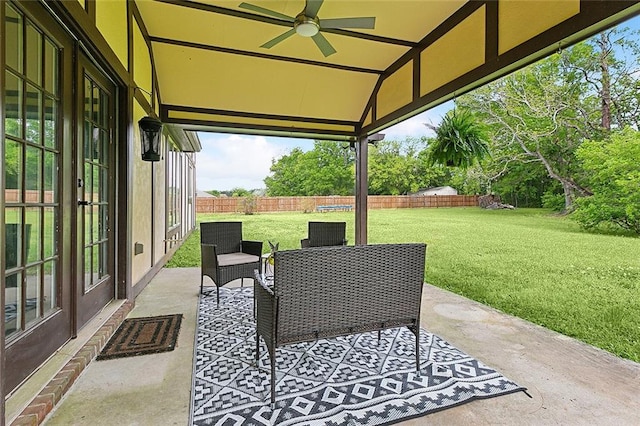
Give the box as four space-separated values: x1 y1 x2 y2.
320 17 376 29
305 0 324 19
239 2 295 22
261 28 297 49
311 32 336 57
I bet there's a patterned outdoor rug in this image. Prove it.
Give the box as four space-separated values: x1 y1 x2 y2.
191 287 525 425
97 314 182 360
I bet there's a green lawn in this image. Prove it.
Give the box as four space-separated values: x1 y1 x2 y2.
167 208 640 362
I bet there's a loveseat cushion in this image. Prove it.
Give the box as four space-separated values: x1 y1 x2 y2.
217 252 259 266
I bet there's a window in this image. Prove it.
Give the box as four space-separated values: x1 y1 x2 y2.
4 2 61 338
165 144 196 249
166 147 181 232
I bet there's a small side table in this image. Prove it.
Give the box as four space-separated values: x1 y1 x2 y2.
261 253 270 273
253 270 273 318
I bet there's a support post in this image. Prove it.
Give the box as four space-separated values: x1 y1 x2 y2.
355 136 368 245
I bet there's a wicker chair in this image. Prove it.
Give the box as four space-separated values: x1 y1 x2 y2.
255 243 427 405
200 222 262 304
300 221 347 248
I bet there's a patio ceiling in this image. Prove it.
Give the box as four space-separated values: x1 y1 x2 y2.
135 0 640 141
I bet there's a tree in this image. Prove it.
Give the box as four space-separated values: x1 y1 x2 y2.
458 56 593 212
264 137 484 196
230 187 252 197
458 26 640 212
265 141 354 196
563 28 640 132
264 148 309 196
573 127 640 234
368 138 427 195
303 141 355 195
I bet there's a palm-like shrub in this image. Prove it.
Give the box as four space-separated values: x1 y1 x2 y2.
426 109 490 168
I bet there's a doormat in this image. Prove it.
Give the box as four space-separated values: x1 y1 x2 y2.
191 287 527 425
97 314 182 360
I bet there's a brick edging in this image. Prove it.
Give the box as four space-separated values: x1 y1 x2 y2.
10 301 135 426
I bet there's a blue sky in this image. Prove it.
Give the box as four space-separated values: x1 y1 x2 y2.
195 15 640 192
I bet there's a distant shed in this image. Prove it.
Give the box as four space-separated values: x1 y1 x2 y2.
413 186 458 196
196 190 215 198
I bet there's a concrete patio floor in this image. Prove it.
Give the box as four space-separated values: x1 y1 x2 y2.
8 267 639 425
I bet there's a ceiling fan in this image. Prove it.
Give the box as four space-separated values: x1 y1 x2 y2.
239 0 375 57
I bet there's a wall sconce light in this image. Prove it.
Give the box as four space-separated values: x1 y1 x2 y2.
138 115 163 162
367 133 385 143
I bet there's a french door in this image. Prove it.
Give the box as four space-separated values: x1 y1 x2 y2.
3 0 73 391
3 2 118 392
75 55 116 328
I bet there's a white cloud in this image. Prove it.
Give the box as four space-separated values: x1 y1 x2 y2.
196 134 291 191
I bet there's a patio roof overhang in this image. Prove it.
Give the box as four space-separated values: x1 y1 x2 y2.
135 0 640 141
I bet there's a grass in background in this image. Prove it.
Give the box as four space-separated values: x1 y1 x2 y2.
167 208 640 362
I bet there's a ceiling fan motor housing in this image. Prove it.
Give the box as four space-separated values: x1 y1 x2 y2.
295 14 320 37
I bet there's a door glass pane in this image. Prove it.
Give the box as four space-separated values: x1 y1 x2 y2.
44 150 57 201
25 83 41 144
84 78 92 119
25 145 42 202
85 206 92 247
99 204 107 240
84 247 92 289
92 84 100 124
95 128 103 163
44 37 58 95
93 166 100 200
99 89 108 127
5 70 22 138
92 244 100 283
43 261 57 313
92 205 99 242
25 265 41 324
43 207 57 259
100 167 108 202
25 208 40 264
5 139 22 202
5 208 23 269
83 121 91 160
5 272 21 337
99 242 107 279
100 130 109 165
92 126 100 161
44 96 56 148
26 22 42 84
84 162 92 203
5 3 23 72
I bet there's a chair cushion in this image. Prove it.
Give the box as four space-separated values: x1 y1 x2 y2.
217 252 259 267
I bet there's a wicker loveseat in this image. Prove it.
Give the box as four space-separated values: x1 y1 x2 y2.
254 243 427 405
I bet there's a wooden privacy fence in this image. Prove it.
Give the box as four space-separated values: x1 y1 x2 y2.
196 195 479 214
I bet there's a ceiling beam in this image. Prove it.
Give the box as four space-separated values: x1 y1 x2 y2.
153 0 416 47
149 36 383 75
